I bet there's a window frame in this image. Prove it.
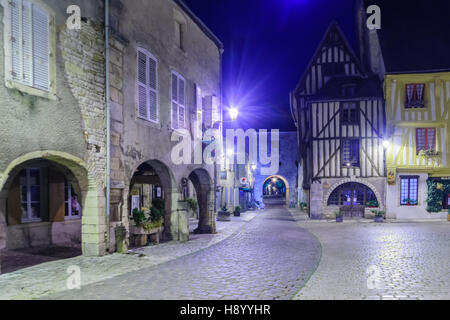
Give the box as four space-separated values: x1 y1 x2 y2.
171 70 186 131
2 0 56 100
405 83 426 109
64 180 81 220
341 102 359 125
20 167 42 223
399 176 419 206
416 128 436 155
341 139 360 167
136 47 159 124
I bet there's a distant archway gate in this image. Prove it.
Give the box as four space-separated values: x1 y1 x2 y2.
0 151 106 256
262 175 290 206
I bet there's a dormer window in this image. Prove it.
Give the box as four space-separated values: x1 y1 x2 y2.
405 84 425 108
342 84 356 98
173 9 187 51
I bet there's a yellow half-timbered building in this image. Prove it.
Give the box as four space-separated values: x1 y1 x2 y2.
358 0 450 219
384 73 450 219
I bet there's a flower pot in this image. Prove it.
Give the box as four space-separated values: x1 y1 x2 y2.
447 214 450 222
217 211 231 221
336 216 343 223
374 216 383 223
234 211 241 217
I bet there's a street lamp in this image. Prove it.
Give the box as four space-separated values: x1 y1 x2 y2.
228 107 239 121
382 140 391 149
251 164 257 171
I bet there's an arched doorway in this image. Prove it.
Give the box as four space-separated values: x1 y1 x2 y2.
128 160 176 245
187 168 214 234
0 151 105 271
327 182 378 218
262 175 289 207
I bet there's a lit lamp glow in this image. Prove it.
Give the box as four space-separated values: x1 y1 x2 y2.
229 107 239 121
251 164 257 171
382 140 391 149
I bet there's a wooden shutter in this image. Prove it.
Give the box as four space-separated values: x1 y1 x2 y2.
32 3 49 90
148 57 158 122
137 50 148 119
48 169 65 222
178 78 185 128
7 175 21 226
11 0 21 81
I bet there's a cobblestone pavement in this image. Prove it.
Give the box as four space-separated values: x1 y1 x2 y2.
0 211 258 300
44 207 321 300
290 211 450 300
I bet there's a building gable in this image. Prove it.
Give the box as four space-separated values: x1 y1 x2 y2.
294 22 366 97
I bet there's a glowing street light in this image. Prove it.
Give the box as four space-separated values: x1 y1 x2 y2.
382 140 391 149
229 107 239 121
251 164 257 171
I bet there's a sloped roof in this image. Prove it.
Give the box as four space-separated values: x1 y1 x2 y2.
309 75 382 101
293 21 366 95
174 0 224 51
365 0 450 73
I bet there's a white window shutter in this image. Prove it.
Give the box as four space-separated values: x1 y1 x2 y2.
137 51 148 119
32 3 49 91
203 96 212 129
195 84 202 138
22 0 32 86
148 57 157 122
172 102 178 130
179 105 185 129
178 78 185 106
11 0 21 81
212 95 220 123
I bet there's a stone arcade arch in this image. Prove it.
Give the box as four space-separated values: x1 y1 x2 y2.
0 151 106 256
188 168 215 234
324 179 383 209
262 175 290 206
125 159 179 243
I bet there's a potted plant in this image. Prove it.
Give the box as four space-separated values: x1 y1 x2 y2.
234 205 241 217
403 198 418 206
365 200 379 208
372 210 384 223
335 210 344 223
186 198 198 218
300 202 308 212
217 204 231 221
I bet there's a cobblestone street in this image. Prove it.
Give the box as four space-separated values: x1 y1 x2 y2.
292 214 450 300
43 207 321 300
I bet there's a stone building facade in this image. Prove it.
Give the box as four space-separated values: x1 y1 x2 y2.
253 132 298 207
106 0 223 250
0 0 107 256
0 0 224 259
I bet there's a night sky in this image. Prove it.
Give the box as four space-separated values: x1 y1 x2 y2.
183 0 358 131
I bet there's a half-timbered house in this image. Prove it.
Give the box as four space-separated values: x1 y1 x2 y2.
290 22 385 219
357 0 450 220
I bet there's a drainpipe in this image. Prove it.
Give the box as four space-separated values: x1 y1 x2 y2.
105 0 111 249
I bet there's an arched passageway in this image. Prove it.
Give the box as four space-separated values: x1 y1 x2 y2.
0 151 105 272
262 175 290 207
327 182 379 217
127 160 177 246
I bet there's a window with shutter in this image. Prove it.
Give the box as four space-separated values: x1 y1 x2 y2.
416 128 436 154
136 48 158 123
195 84 203 139
171 71 186 130
8 0 50 92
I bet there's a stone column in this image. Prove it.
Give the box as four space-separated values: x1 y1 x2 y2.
81 184 107 256
309 180 323 220
0 190 7 250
